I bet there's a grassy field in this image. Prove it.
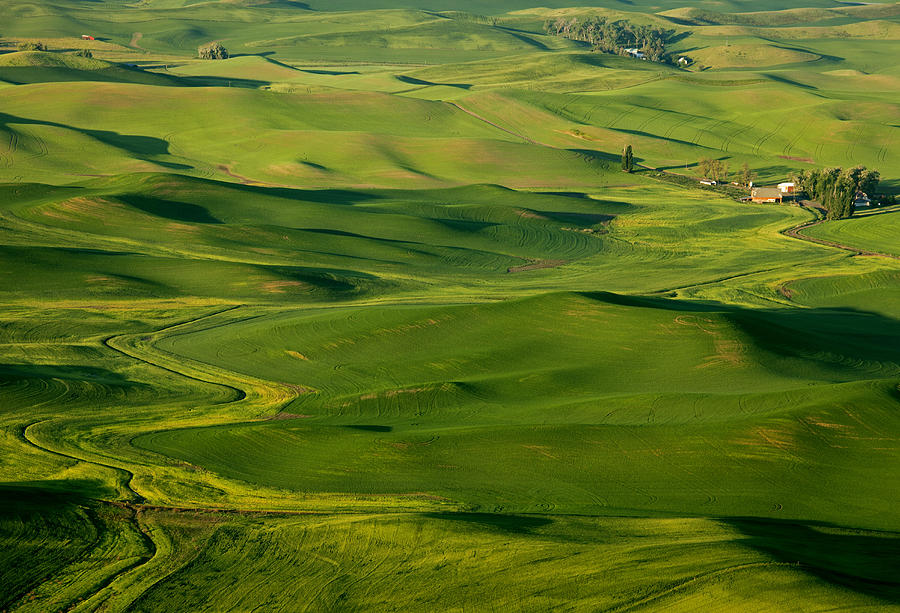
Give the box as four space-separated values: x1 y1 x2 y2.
0 0 898 611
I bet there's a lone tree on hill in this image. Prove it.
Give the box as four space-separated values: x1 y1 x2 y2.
198 42 229 60
622 144 634 173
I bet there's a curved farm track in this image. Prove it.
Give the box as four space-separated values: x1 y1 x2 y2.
782 213 900 261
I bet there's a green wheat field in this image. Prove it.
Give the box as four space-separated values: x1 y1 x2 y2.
0 0 898 610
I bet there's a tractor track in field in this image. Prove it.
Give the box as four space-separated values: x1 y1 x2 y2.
0 129 18 168
447 101 618 179
448 100 622 182
447 101 543 146
606 561 799 612
649 265 784 296
722 118 759 154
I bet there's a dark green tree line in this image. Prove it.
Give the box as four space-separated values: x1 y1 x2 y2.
17 41 47 51
698 158 728 182
544 17 675 63
793 166 880 220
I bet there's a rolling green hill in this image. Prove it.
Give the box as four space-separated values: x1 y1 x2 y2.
0 0 898 611
0 51 180 85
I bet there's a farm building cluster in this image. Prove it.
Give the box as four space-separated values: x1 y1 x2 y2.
748 182 796 203
744 182 876 209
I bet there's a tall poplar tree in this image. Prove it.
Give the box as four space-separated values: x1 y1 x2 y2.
622 145 634 173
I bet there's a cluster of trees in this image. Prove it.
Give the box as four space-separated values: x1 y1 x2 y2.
72 49 93 58
697 159 757 186
17 41 47 51
698 157 729 182
543 17 675 63
737 162 756 187
793 166 880 220
198 42 229 60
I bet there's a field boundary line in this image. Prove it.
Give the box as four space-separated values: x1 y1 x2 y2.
69 504 158 613
104 306 305 422
19 419 147 503
102 305 249 403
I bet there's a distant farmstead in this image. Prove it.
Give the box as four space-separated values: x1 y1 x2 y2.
854 191 872 207
624 48 646 60
81 34 95 40
751 187 783 203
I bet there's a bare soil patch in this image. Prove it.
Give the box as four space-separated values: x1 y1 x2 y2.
507 259 566 273
778 155 814 163
268 412 312 420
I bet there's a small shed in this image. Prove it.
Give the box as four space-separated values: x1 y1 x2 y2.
751 187 783 203
778 182 795 194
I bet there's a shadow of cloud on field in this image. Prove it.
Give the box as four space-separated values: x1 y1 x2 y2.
763 72 819 90
535 210 617 225
0 480 110 507
118 194 223 224
300 68 359 75
0 480 131 610
568 148 619 167
494 27 550 51
396 74 471 89
252 263 388 298
178 75 271 89
724 517 900 604
725 305 900 371
222 180 383 206
578 292 900 374
424 512 553 535
580 291 723 312
0 112 185 170
0 363 136 385
0 65 182 87
342 424 392 432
